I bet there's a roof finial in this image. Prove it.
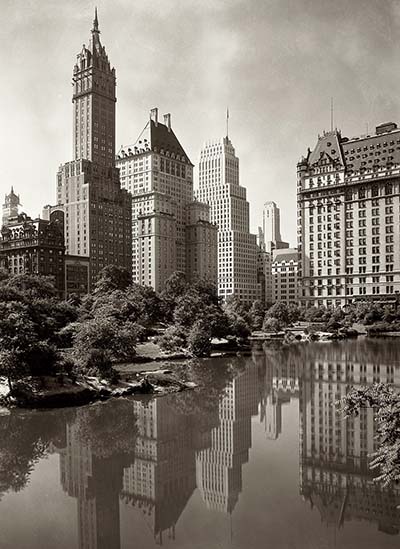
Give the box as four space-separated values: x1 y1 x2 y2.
330 97 334 132
93 6 99 33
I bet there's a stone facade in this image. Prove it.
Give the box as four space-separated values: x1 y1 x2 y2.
298 121 400 307
0 212 65 295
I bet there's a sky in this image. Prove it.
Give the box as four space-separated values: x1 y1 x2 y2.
2 0 400 244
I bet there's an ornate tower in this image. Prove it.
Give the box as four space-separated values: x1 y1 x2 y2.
2 187 20 226
56 10 132 290
72 8 116 167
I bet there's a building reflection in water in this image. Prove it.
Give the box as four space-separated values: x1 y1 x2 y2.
298 341 400 535
56 361 260 547
195 362 259 513
56 340 400 547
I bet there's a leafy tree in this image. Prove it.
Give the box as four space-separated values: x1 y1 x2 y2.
93 265 132 295
264 301 290 326
224 295 251 339
188 321 212 357
72 316 138 367
157 326 187 353
4 274 57 299
249 300 265 330
262 317 282 333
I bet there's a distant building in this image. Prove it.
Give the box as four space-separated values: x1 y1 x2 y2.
56 10 132 291
2 187 21 227
261 201 289 253
42 205 90 297
197 136 260 304
116 109 217 291
272 248 299 304
0 212 65 295
257 245 273 305
298 121 400 307
185 201 218 284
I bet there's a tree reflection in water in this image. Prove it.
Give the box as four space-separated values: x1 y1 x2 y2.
1 339 400 547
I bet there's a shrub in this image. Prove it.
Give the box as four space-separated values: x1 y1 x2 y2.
262 317 282 333
188 322 212 357
157 326 187 353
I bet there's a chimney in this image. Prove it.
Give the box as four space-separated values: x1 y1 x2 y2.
163 113 171 132
150 107 158 126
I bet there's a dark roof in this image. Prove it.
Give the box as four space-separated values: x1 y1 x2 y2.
341 129 400 173
305 124 400 174
119 119 192 165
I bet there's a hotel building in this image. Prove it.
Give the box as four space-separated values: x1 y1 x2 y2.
298 121 400 307
116 110 217 291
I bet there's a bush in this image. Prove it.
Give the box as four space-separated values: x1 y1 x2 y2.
85 349 117 382
157 326 187 353
262 317 282 333
188 322 212 357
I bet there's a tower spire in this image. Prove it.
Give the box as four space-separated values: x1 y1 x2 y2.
226 107 229 138
93 7 100 33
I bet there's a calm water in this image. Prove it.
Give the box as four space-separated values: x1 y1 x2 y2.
1 339 400 549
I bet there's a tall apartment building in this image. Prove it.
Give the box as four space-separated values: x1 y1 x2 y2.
298 121 400 307
260 201 289 253
56 10 132 290
272 248 299 304
197 136 260 304
116 109 217 291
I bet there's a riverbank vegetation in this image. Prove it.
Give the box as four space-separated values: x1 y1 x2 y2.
1 265 400 402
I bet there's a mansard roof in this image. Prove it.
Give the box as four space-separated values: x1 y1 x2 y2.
308 130 344 168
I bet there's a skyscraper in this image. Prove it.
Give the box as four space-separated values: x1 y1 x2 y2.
116 109 217 291
261 201 289 253
56 10 132 289
197 135 260 304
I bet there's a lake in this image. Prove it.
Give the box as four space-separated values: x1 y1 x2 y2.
1 338 400 549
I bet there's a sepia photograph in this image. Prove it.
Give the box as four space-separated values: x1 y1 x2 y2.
1 1 400 547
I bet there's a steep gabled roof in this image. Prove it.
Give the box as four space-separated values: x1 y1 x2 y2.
308 130 344 169
119 119 192 165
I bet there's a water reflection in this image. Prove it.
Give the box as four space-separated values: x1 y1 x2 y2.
1 340 400 547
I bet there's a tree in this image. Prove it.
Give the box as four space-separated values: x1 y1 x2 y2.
4 274 57 299
188 321 212 357
72 316 138 367
341 383 400 486
157 326 187 353
264 301 290 326
224 295 251 339
262 317 282 333
93 265 132 295
249 300 265 330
